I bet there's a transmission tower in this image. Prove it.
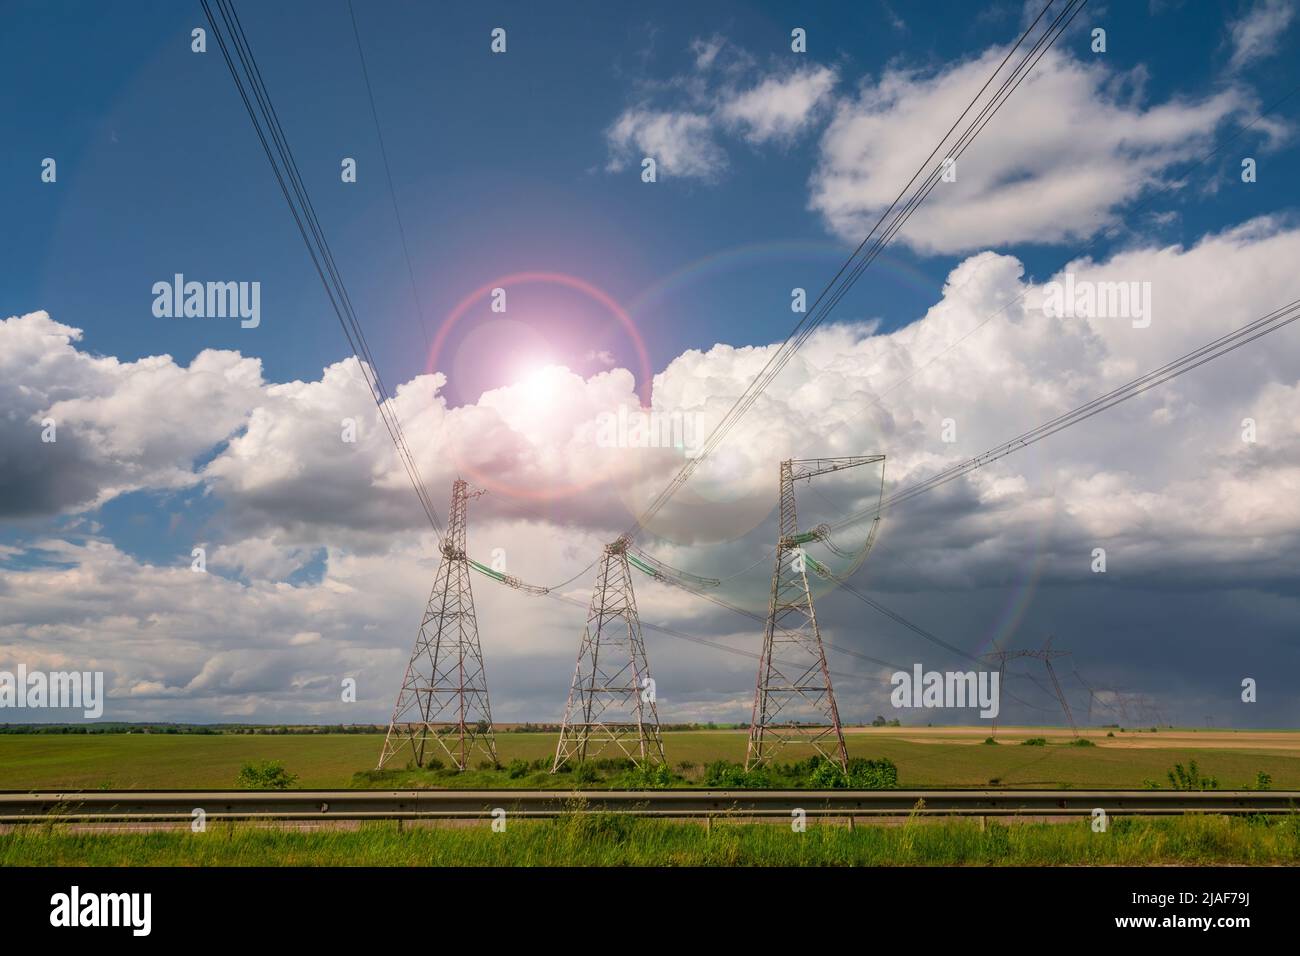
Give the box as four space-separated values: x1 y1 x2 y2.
983 642 1019 738
378 478 498 771
984 637 1079 737
747 456 884 771
553 535 665 770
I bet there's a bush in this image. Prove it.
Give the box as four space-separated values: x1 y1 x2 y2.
424 758 444 771
506 758 530 779
1255 771 1273 791
805 756 898 789
620 762 673 789
808 759 846 789
1168 760 1218 791
847 757 898 789
704 760 748 788
1071 738 1096 747
574 762 600 785
235 761 297 790
1021 737 1047 747
703 760 770 788
983 736 998 745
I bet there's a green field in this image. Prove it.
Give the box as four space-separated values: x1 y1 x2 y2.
3 815 1298 866
2 728 1298 790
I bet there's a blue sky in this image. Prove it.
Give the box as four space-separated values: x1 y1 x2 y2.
2 0 1300 728
7 0 1294 385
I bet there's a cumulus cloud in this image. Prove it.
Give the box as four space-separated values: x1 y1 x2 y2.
0 312 262 518
5 218 1300 724
809 48 1248 254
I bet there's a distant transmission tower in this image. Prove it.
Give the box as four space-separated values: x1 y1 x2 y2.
553 535 665 770
746 456 884 771
984 636 1078 737
378 478 498 771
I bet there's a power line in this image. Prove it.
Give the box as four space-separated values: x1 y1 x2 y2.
623 0 1085 539
829 295 1300 532
202 0 445 540
346 0 432 355
824 78 1300 437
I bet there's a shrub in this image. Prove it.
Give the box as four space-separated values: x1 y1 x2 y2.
506 758 530 779
1071 738 1096 747
847 757 898 789
1167 760 1218 791
704 760 748 788
1255 771 1273 791
803 756 898 789
574 762 600 785
808 759 845 789
620 762 673 789
424 758 444 771
1021 737 1047 746
983 736 998 745
702 760 770 788
235 761 297 790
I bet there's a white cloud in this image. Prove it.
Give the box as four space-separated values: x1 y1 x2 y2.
719 66 838 144
605 109 726 179
6 218 1300 723
605 42 834 178
1227 0 1296 70
809 48 1248 254
0 311 262 517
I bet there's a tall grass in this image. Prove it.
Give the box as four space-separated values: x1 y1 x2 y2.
2 814 1297 867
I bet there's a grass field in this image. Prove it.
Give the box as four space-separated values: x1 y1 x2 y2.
3 814 1298 866
2 727 1299 790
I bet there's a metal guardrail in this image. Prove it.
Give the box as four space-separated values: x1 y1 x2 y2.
0 789 1296 823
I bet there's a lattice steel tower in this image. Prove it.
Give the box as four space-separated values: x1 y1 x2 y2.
553 535 665 771
378 479 498 771
746 456 884 771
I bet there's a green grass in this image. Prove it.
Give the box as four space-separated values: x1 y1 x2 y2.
2 731 1299 790
3 814 1298 866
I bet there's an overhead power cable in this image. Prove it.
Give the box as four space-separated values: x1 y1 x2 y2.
201 0 444 540
623 0 1084 540
346 0 432 354
829 295 1300 532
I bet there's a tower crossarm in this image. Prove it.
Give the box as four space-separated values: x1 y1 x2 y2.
788 455 885 483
